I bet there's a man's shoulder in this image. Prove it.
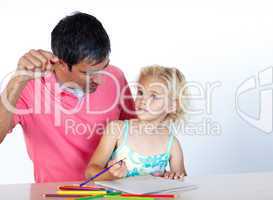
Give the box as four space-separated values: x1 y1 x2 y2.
105 65 126 80
19 74 56 97
18 79 36 97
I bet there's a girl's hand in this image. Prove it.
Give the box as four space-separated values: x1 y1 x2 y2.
152 171 185 180
163 171 185 180
107 160 128 179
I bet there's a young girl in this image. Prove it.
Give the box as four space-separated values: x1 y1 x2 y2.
85 65 188 180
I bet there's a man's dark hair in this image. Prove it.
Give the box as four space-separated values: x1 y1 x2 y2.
51 12 111 70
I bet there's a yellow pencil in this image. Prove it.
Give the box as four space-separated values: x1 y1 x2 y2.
56 190 106 195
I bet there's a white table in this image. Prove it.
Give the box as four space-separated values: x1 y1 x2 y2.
0 171 272 200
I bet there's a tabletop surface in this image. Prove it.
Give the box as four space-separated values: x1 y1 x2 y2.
0 171 272 200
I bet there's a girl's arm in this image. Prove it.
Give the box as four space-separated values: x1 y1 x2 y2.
85 120 126 181
166 137 187 179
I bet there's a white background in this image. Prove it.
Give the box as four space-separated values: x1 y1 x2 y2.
0 0 273 184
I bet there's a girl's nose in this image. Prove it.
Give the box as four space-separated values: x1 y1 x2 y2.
140 97 147 106
143 94 151 101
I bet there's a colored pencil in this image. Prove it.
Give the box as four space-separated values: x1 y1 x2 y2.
43 193 92 198
104 195 154 200
79 158 126 187
56 190 106 195
75 194 106 200
121 194 176 198
59 186 105 191
61 185 104 188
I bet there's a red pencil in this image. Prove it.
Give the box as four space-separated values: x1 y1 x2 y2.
59 186 105 191
121 194 176 198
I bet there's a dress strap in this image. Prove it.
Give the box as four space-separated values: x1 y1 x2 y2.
112 120 129 155
122 120 129 144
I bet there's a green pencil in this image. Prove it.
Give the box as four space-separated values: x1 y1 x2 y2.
76 194 105 200
106 191 123 196
76 192 122 200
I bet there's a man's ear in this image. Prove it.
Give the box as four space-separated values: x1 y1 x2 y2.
54 60 69 73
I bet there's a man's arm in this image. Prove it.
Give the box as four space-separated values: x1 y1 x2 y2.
0 49 59 144
0 76 28 143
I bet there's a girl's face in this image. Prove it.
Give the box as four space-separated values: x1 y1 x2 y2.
135 75 173 122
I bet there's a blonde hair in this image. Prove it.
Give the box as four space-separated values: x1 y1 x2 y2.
138 65 188 122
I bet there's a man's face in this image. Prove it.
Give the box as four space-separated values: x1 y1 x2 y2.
68 58 110 93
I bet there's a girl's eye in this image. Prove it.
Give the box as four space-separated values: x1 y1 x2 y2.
151 94 158 99
137 90 143 96
151 93 163 100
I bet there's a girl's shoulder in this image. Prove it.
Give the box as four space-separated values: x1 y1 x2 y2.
172 135 180 146
107 119 124 126
105 120 131 140
106 120 124 132
169 135 183 153
108 118 137 125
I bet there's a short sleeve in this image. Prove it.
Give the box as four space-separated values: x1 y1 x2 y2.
8 81 33 133
118 74 137 120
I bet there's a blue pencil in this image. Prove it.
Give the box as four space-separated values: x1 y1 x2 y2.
80 158 126 187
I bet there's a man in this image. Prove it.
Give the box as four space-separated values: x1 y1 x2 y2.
0 12 135 183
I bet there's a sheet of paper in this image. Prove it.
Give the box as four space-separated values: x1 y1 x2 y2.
95 175 197 194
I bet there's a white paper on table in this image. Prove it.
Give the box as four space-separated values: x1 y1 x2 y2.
95 175 197 194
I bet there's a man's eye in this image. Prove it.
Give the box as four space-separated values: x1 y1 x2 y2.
137 90 143 95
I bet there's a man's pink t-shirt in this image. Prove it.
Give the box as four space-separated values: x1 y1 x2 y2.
10 65 135 183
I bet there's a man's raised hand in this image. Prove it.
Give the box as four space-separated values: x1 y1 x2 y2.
17 49 59 81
